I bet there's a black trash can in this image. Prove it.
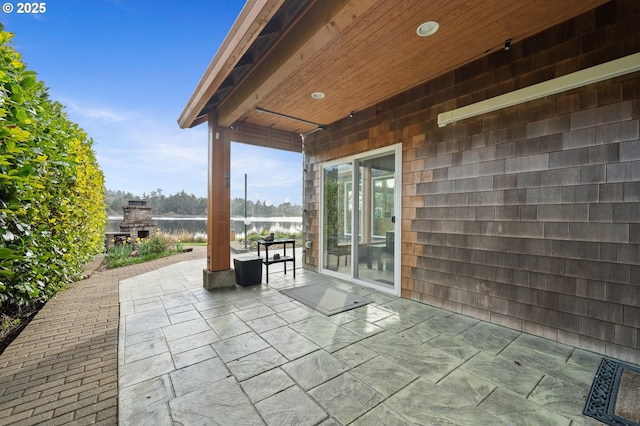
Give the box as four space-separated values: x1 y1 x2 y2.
233 254 263 286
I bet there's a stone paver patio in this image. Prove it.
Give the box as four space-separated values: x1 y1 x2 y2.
0 244 630 425
118 254 608 425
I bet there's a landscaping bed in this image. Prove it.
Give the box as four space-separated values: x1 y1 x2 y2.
0 300 45 354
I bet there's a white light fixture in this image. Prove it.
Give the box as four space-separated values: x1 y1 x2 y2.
417 21 439 37
311 92 325 99
438 52 640 127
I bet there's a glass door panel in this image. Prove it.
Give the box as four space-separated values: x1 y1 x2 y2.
355 153 395 287
322 162 353 276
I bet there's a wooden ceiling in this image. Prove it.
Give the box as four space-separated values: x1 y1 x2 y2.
180 0 609 136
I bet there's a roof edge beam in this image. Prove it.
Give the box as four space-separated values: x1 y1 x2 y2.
178 0 286 129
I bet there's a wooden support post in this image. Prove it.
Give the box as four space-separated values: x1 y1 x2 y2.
203 113 235 289
200 115 299 289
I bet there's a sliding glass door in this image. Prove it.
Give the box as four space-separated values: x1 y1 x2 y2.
321 145 400 294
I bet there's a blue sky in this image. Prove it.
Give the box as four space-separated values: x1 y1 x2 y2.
2 0 303 205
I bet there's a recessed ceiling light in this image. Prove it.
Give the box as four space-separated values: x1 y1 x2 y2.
311 92 325 99
417 21 439 37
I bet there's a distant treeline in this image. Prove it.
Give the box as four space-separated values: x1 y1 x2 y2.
106 189 302 217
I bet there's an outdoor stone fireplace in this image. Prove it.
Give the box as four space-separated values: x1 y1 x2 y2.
119 200 157 240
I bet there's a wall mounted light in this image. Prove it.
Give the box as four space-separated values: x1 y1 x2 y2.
504 39 511 51
438 52 640 127
311 92 325 99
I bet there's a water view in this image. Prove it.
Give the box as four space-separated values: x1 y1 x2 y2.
106 217 303 237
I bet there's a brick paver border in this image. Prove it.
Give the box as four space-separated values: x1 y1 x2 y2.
0 247 206 425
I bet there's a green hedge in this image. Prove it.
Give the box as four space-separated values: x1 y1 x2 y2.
0 27 106 309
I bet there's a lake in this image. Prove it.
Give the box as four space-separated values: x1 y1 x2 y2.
107 216 303 237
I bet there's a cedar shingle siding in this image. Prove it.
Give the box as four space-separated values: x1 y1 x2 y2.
303 0 640 362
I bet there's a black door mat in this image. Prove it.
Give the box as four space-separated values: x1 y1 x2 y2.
280 283 372 316
583 357 640 426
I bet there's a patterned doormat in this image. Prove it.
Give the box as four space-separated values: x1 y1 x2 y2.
583 358 640 426
280 283 371 316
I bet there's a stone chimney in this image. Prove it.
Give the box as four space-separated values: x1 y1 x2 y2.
119 200 157 239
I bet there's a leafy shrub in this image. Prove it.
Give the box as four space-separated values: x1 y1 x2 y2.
104 240 135 266
0 27 105 309
138 233 172 256
103 233 179 269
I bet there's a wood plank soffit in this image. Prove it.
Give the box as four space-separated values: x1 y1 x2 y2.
215 0 378 128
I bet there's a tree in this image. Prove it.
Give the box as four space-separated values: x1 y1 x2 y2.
105 191 301 218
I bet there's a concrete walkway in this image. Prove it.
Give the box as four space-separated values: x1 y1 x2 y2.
118 255 608 425
0 247 207 425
